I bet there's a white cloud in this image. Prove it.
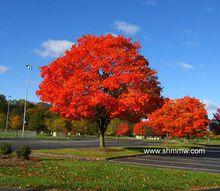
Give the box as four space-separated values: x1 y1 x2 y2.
0 65 9 74
178 62 193 69
182 40 199 48
115 21 140 35
182 28 199 48
203 99 218 111
34 39 74 58
166 62 193 70
202 99 219 118
145 0 157 6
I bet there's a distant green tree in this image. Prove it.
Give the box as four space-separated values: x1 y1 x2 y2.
26 102 51 132
0 94 7 113
71 119 97 135
35 102 51 110
106 118 124 136
9 115 22 130
0 94 76 134
26 108 46 132
48 117 67 132
10 99 35 118
44 118 53 131
0 113 6 130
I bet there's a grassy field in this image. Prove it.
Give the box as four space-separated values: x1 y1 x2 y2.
165 138 220 146
142 138 220 150
1 137 220 190
34 147 143 160
0 158 220 191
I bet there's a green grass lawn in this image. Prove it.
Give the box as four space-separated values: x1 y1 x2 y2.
34 147 143 160
1 138 220 190
0 159 220 191
159 139 220 150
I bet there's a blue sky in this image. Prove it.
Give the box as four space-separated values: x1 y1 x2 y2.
0 0 219 117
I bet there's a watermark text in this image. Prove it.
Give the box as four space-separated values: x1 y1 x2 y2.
143 148 206 155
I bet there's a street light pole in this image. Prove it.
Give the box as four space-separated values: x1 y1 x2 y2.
21 64 32 139
5 96 11 132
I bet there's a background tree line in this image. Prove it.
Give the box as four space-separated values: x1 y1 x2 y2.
0 94 129 136
1 93 220 138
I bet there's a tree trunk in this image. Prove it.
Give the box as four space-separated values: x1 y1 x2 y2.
164 133 170 143
100 131 105 148
97 118 109 149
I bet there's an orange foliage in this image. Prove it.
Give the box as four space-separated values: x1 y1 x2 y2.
36 34 163 132
148 96 209 138
133 121 148 136
116 123 130 136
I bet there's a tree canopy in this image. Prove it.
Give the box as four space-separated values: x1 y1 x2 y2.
147 96 209 138
37 34 163 147
116 123 130 136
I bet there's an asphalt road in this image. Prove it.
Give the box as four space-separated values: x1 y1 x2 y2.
0 137 156 150
110 147 220 173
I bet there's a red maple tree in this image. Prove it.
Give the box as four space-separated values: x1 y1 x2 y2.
133 121 155 137
147 96 209 138
37 34 163 148
116 123 130 136
133 121 148 136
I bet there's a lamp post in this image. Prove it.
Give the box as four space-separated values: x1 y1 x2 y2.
21 64 32 138
5 96 11 132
